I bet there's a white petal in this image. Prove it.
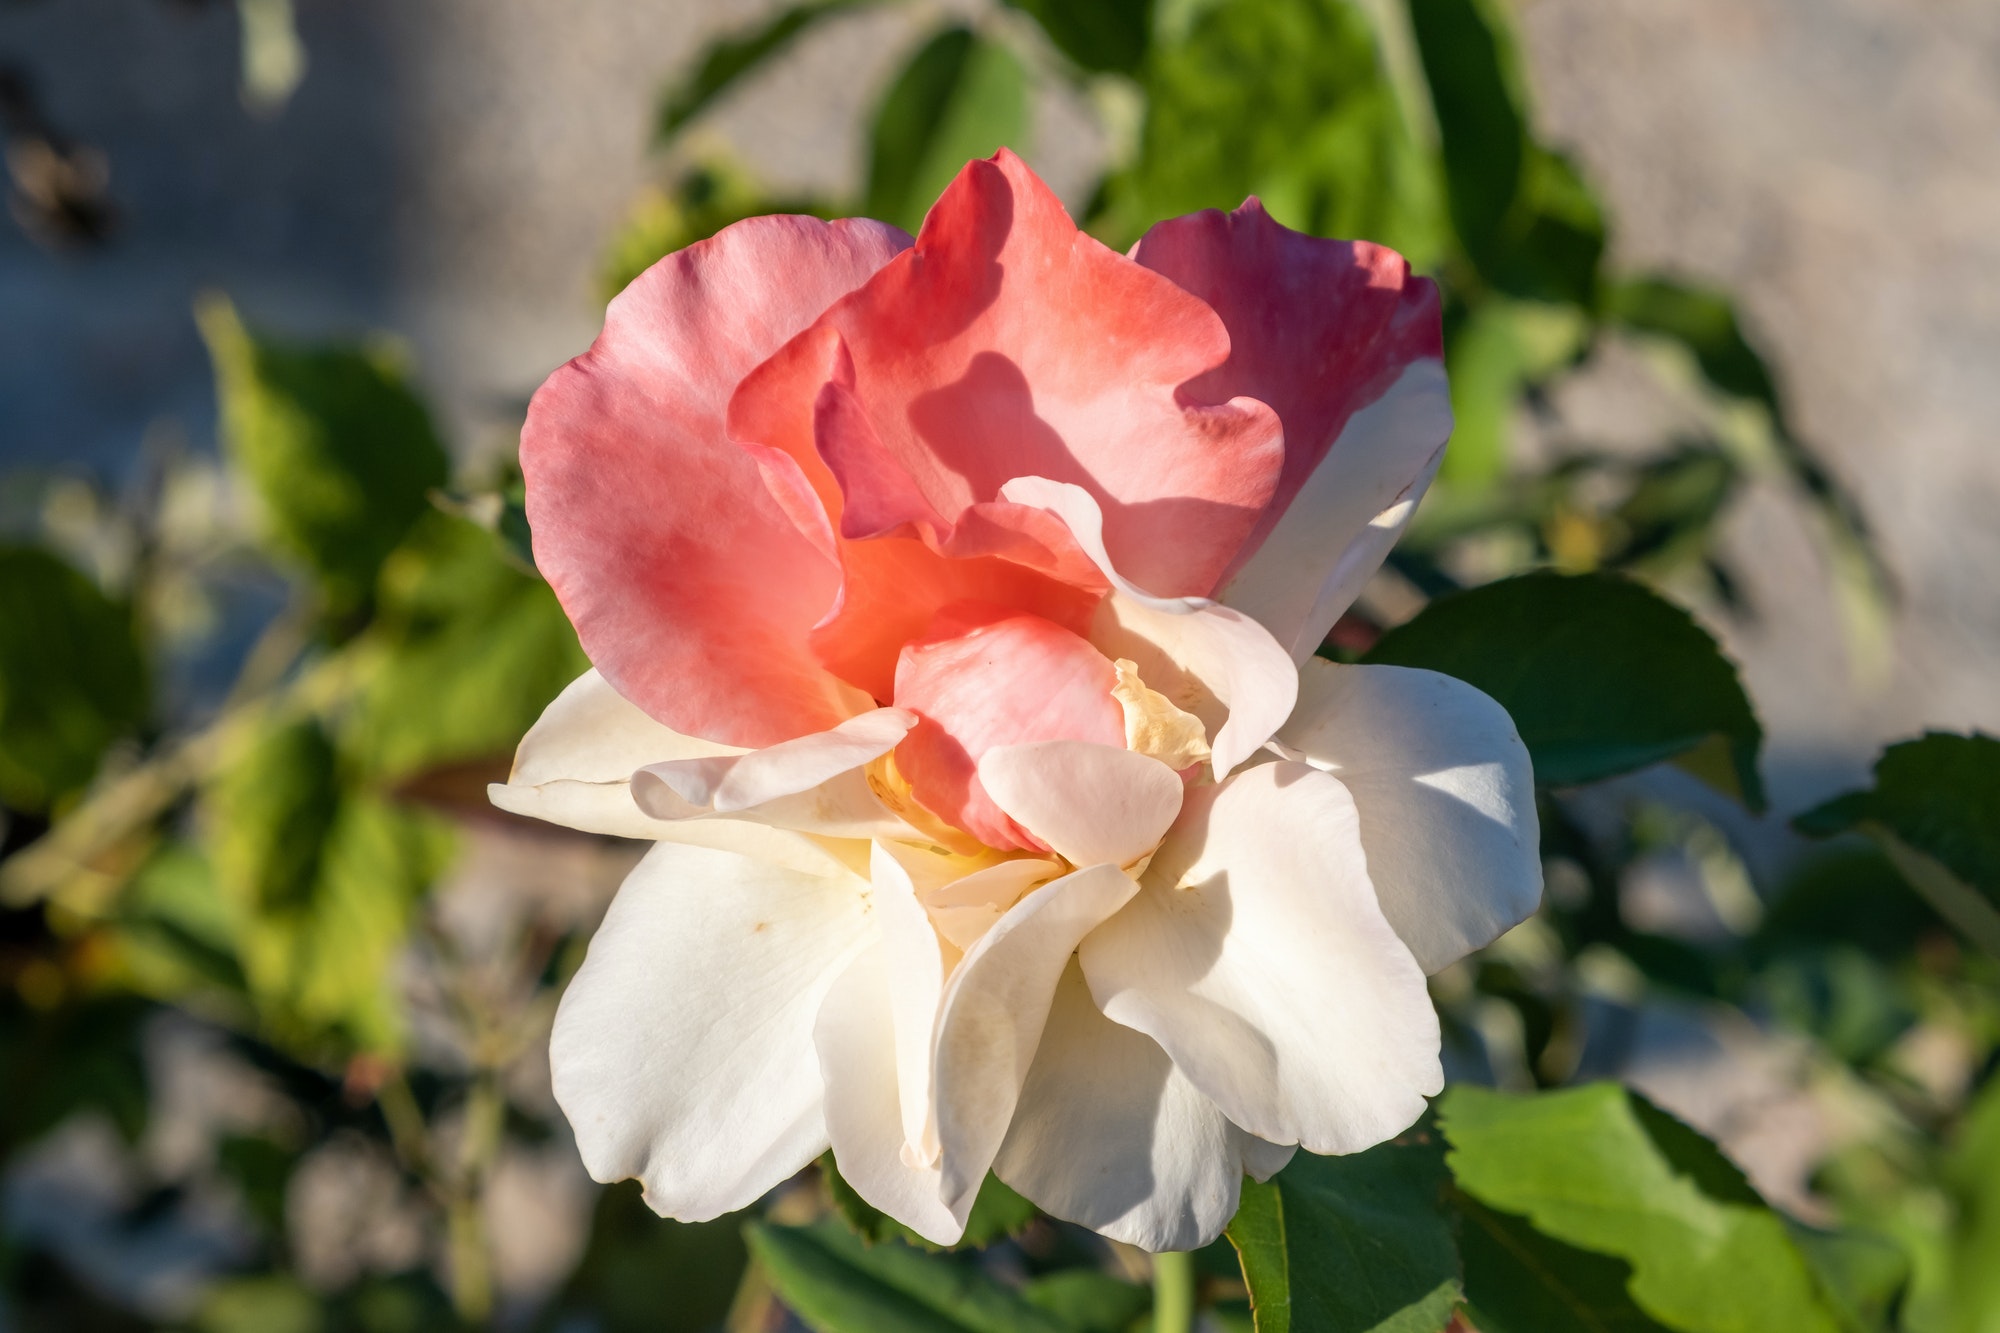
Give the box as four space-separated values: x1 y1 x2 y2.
490 668 738 838
549 839 871 1220
977 742 1183 869
489 669 870 876
999 476 1298 778
931 863 1140 1215
1280 661 1541 973
1089 595 1298 778
917 856 1064 952
632 708 918 839
1078 763 1441 1155
1218 359 1452 662
868 844 951 1160
1240 1134 1298 1183
815 943 962 1246
995 961 1272 1252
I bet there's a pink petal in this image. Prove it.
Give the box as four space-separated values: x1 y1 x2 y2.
730 150 1287 600
808 534 1104 706
1132 200 1448 643
892 611 1126 851
522 214 910 748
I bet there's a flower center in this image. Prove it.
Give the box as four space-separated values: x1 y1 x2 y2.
1112 658 1211 772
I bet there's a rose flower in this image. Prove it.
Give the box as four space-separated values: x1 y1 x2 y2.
491 151 1540 1251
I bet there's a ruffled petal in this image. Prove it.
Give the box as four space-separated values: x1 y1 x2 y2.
808 534 1103 706
977 741 1183 869
932 863 1140 1215
1277 661 1541 974
631 707 918 841
1078 763 1441 1155
994 961 1271 1252
729 150 1286 600
523 214 907 746
999 477 1298 777
488 670 858 875
892 612 1125 850
549 839 872 1219
1132 201 1449 660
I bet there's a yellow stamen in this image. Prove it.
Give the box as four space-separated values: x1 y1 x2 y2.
1112 658 1211 772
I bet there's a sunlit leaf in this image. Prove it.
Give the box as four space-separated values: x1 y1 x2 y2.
1441 1084 1850 1333
1362 571 1765 807
197 295 450 620
1456 1193 1673 1333
1224 1127 1460 1333
866 26 1030 234
1439 302 1525 488
749 1218 1067 1333
204 715 453 1054
0 545 147 813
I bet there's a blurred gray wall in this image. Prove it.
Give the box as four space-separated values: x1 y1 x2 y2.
1 0 1993 812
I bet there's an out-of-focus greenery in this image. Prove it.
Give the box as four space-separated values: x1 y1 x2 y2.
1 1 1993 1331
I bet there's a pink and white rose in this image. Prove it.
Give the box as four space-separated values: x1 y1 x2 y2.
491 151 1540 1251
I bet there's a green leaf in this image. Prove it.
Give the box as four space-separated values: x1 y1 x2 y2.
204 715 453 1054
1440 1083 1849 1333
866 27 1030 234
0 546 147 813
1405 0 1525 264
1787 1225 1909 1333
656 0 883 141
1362 570 1765 807
552 1183 747 1333
1794 732 2000 955
1405 0 1604 304
1098 0 1442 260
197 1275 325 1333
1439 303 1526 488
343 510 587 784
1019 1271 1149 1333
1456 1193 1674 1333
196 294 450 619
1224 1127 1461 1333
1796 733 2000 903
748 1219 1067 1333
826 1155 1038 1251
1605 278 1779 419
1003 0 1149 73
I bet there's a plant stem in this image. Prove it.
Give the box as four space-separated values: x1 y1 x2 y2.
1153 1249 1196 1333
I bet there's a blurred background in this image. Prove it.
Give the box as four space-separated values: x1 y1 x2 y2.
1 0 1996 1329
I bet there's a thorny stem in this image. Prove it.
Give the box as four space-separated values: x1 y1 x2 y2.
1152 1249 1196 1333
